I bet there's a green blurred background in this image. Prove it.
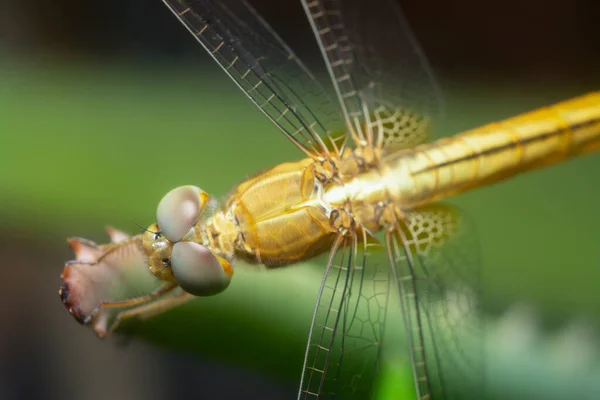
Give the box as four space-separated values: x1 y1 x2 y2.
1 0 599 399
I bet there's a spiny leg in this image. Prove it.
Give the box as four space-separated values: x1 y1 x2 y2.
88 282 180 337
100 289 195 337
98 282 178 309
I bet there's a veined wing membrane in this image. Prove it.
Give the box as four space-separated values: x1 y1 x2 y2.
162 0 346 158
299 233 389 399
301 0 444 151
300 204 483 399
388 205 483 399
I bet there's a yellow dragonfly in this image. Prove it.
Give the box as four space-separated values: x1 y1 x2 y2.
58 0 600 399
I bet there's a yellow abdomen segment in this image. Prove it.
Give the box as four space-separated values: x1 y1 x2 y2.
209 92 600 266
396 92 600 206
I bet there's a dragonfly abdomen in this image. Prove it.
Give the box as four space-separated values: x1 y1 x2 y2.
393 92 600 207
207 93 600 267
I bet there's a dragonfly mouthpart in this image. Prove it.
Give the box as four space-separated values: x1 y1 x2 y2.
59 228 150 336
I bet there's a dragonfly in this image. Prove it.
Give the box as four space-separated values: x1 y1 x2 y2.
59 0 600 399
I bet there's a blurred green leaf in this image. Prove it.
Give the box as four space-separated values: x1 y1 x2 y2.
375 360 415 400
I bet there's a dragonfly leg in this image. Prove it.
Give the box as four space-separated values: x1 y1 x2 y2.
100 289 194 338
85 282 180 338
98 282 179 309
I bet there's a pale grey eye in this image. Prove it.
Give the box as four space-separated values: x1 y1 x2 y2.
156 185 208 242
171 241 232 296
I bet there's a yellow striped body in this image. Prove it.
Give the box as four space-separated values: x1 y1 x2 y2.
393 92 600 207
208 93 600 267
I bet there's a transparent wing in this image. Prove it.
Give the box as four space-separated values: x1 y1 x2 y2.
299 204 483 399
388 204 484 399
162 0 347 159
301 0 444 151
299 233 388 399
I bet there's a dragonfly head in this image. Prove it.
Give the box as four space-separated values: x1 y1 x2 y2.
142 185 233 296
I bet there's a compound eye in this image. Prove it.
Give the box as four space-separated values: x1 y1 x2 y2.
171 241 233 296
156 185 209 242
